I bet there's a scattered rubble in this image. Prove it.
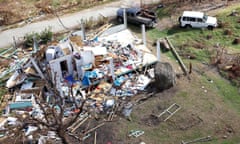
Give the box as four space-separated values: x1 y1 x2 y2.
0 24 177 143
211 45 240 86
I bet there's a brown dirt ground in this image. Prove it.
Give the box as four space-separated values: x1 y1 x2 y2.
95 67 240 144
0 0 111 26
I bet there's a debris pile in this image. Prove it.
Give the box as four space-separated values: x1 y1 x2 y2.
211 46 240 86
0 25 158 143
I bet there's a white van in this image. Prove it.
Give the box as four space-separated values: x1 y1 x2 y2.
179 11 217 29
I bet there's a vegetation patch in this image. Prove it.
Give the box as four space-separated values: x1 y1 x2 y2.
148 5 240 87
23 27 53 47
156 3 177 19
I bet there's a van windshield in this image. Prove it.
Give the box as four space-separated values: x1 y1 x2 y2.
203 15 208 22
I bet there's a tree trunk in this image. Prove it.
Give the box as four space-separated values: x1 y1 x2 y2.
57 126 70 144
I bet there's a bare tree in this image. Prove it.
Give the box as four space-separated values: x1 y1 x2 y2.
33 77 87 143
1 77 86 144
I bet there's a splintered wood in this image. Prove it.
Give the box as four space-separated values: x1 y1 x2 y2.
107 103 119 121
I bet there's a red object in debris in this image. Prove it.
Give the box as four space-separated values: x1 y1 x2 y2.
73 109 80 113
96 86 100 89
107 142 112 144
126 65 133 69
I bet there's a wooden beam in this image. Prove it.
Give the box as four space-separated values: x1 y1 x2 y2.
71 116 89 133
84 123 105 135
165 37 188 75
94 131 97 144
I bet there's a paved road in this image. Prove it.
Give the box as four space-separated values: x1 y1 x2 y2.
0 1 122 48
0 0 161 48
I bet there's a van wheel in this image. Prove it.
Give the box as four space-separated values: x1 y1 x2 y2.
185 24 192 29
117 17 123 23
180 23 184 28
208 26 213 30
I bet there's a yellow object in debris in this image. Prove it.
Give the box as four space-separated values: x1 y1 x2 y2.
24 67 37 75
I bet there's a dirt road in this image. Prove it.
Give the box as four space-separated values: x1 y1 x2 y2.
0 0 161 49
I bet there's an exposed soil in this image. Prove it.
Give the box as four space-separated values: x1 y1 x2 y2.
140 115 161 127
0 0 111 26
168 113 203 131
83 121 118 144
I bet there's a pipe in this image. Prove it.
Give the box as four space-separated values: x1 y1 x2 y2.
157 40 161 61
142 24 146 46
123 8 127 28
81 19 86 40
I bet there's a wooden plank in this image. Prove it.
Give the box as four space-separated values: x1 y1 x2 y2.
68 117 83 131
94 131 97 144
84 123 105 135
181 136 212 144
71 116 89 133
30 57 45 79
165 37 188 75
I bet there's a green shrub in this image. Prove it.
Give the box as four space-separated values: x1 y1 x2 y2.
24 28 53 48
39 28 53 44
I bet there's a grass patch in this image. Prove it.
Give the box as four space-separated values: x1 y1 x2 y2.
220 137 240 144
213 77 240 112
149 6 240 53
148 5 240 87
200 73 240 113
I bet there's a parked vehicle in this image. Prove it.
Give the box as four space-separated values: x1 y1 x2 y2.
179 11 217 30
117 7 157 28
